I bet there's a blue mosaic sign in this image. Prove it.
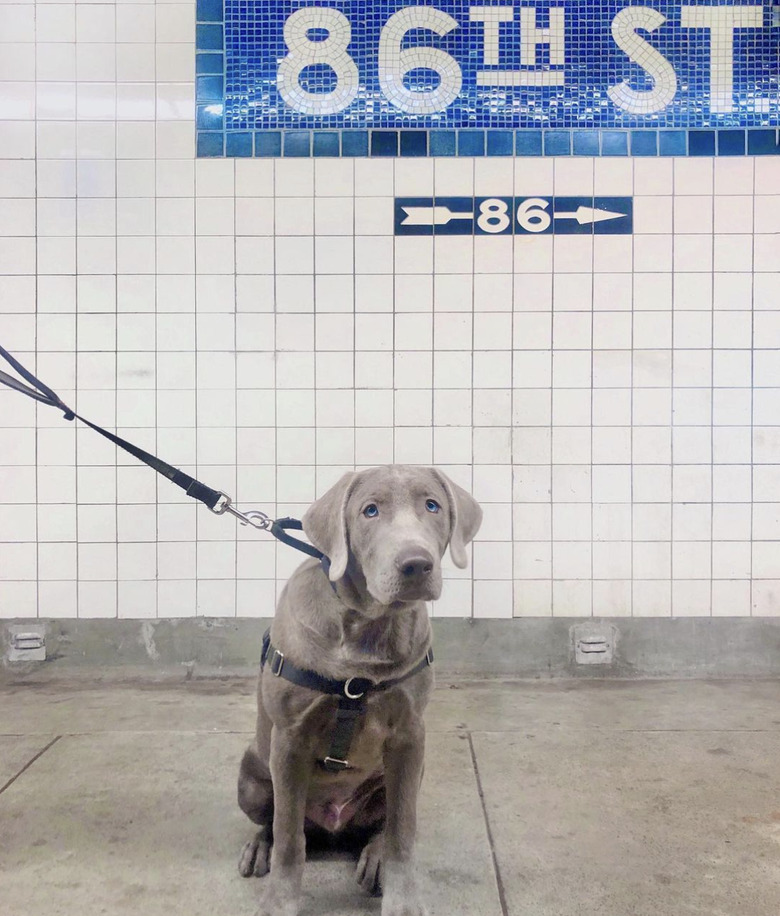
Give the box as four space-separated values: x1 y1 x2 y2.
394 196 634 233
196 0 780 157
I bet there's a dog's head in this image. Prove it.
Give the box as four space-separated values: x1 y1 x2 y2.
302 465 482 606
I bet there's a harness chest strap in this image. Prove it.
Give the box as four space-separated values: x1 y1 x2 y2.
260 629 434 773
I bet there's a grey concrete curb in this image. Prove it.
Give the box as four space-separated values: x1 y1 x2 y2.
2 617 779 679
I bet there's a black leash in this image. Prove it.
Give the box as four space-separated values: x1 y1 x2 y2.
0 344 326 563
261 629 434 772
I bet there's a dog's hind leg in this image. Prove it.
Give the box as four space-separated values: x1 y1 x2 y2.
237 745 274 878
239 823 272 878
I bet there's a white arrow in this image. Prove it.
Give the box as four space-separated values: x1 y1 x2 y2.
553 205 626 224
401 205 474 227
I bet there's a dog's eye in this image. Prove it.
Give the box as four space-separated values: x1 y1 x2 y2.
363 504 379 518
425 499 440 513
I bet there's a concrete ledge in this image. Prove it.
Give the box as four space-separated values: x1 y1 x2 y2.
2 617 780 679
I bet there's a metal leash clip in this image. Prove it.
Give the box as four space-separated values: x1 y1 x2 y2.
209 494 273 531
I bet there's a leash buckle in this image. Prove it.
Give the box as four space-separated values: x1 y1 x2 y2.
270 649 285 677
210 493 232 514
217 498 273 531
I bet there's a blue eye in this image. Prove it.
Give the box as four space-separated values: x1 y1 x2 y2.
425 499 440 513
363 504 379 518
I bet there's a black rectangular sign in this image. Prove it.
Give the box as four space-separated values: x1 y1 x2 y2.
394 196 633 235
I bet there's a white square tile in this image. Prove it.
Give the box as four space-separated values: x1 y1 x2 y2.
314 196 353 235
473 579 513 619
595 157 632 195
512 578 552 617
714 157 754 196
672 503 711 541
354 196 394 235
593 541 632 579
434 158 474 196
674 158 713 195
552 579 592 617
633 159 673 195
714 195 754 234
712 579 751 617
593 236 632 273
396 274 433 313
713 234 753 272
634 235 673 272
712 542 751 580
673 196 712 233
635 195 673 233
632 580 672 617
315 236 353 274
275 197 313 235
672 579 710 616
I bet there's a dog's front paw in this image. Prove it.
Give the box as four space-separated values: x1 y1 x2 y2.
356 832 383 896
254 879 299 916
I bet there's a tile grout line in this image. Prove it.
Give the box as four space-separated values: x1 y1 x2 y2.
466 731 510 916
0 735 62 797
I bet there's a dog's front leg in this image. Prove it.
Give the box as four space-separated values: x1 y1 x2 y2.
381 721 428 916
256 726 311 916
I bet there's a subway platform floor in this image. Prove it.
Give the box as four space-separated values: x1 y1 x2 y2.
0 673 778 916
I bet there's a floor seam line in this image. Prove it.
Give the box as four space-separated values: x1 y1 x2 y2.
0 735 62 797
467 731 510 916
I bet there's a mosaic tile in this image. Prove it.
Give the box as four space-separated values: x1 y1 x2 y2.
197 1 780 156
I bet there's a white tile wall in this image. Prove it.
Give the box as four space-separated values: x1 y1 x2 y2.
0 1 779 620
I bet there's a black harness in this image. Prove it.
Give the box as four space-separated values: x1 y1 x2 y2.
261 629 433 772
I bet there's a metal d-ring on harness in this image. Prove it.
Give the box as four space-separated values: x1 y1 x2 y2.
0 344 434 768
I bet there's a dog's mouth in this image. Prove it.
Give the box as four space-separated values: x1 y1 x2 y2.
369 574 443 606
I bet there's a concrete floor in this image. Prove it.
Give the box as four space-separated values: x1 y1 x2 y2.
0 675 778 916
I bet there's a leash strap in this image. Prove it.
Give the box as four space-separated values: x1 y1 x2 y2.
72 410 224 509
0 343 76 417
0 344 233 512
0 345 331 559
261 629 434 771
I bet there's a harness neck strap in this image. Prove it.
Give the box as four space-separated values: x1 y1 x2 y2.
268 518 335 593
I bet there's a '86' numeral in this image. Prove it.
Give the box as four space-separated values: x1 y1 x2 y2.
476 198 553 234
278 5 462 116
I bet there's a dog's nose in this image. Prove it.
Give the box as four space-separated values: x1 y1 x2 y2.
396 550 434 578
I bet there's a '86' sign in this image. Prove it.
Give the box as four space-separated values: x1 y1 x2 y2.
394 197 634 236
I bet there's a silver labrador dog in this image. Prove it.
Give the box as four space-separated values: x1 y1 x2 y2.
237 465 482 916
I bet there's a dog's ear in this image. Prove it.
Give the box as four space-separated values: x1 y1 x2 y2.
302 471 359 581
430 469 483 569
